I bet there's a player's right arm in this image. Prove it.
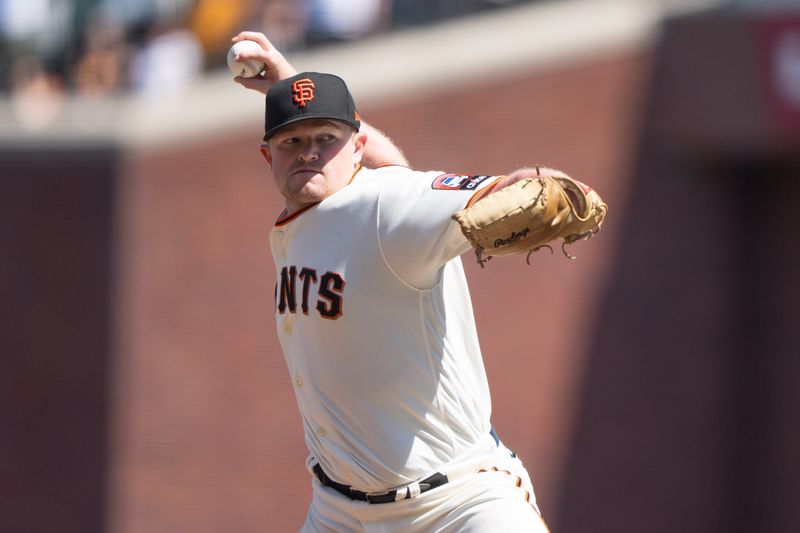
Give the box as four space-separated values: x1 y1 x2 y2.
231 31 409 167
359 122 409 168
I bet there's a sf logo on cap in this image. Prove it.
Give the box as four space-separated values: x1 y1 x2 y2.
292 79 315 108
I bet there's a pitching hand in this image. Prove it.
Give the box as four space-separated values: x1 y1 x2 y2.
490 166 570 196
231 31 298 94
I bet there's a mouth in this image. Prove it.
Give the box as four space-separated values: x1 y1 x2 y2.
292 168 322 176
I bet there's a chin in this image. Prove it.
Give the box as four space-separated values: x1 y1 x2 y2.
290 186 329 206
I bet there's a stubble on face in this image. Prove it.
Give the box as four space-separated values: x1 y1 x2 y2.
264 119 363 212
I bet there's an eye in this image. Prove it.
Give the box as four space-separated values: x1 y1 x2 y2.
281 137 300 146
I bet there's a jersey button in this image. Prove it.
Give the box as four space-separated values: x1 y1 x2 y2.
317 427 327 437
280 250 287 259
295 374 303 387
285 324 293 335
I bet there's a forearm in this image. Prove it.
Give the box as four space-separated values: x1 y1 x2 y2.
473 166 570 204
360 122 409 168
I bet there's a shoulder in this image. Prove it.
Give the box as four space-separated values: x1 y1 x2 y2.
356 165 444 190
346 166 432 201
357 164 421 181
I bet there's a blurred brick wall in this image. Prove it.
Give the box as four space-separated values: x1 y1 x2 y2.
0 145 117 533
555 12 800 533
107 136 298 533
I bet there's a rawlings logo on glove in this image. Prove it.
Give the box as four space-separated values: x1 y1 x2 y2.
494 228 530 248
452 166 608 267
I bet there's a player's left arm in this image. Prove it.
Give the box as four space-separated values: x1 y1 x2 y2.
467 166 567 203
231 31 409 168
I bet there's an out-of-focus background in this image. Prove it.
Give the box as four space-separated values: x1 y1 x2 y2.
2 0 800 531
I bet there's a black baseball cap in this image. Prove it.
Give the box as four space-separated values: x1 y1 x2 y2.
264 72 361 141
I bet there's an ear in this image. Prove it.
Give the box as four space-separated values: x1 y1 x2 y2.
259 142 272 166
352 131 367 165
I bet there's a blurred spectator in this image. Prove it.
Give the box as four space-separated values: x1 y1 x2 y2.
1 0 74 53
1 0 50 40
190 0 248 66
73 7 130 96
0 0 75 90
305 0 390 45
128 16 203 95
10 55 65 129
0 0 541 96
100 0 194 28
251 0 309 53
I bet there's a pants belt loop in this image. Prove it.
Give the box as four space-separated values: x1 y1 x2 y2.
405 481 421 500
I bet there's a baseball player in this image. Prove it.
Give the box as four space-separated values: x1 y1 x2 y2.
232 32 606 532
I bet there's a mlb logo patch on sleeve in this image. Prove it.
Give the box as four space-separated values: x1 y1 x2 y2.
432 174 493 190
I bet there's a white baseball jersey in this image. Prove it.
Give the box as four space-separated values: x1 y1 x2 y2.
270 165 502 492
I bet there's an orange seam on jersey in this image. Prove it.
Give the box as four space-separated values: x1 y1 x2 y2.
464 176 504 209
347 164 363 186
371 162 411 170
274 166 363 227
275 203 318 227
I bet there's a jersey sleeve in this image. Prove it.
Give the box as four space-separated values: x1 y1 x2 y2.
376 168 501 289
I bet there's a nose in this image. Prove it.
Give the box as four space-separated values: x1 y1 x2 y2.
298 142 320 163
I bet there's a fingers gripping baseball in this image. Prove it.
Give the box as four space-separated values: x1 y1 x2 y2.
230 31 298 94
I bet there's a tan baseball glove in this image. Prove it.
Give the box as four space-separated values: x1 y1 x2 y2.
452 167 608 267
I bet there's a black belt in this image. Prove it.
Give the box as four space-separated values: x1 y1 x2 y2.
312 463 448 504
313 426 505 504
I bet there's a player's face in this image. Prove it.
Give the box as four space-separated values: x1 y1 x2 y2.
261 119 365 212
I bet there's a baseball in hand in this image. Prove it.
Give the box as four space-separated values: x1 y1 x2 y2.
227 40 265 78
